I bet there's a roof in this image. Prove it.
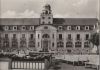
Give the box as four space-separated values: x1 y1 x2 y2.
53 18 98 25
0 18 40 25
0 18 98 25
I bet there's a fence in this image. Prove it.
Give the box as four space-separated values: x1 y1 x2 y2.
0 58 51 70
11 61 45 70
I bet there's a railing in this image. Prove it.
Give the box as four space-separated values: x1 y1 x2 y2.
66 38 73 41
75 38 82 41
57 38 64 41
11 60 45 70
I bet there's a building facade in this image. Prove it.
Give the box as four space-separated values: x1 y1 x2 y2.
0 4 98 54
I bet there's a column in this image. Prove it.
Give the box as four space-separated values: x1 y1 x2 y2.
26 33 29 48
9 33 12 48
18 33 20 48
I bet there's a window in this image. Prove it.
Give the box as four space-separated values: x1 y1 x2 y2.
22 34 25 38
38 42 40 47
13 26 17 30
68 34 71 40
75 42 82 48
57 41 64 47
13 34 16 38
29 41 35 48
48 21 51 24
86 34 89 40
84 42 90 48
42 21 45 24
5 26 9 30
22 26 26 30
66 42 73 48
52 42 54 47
44 26 48 29
5 34 8 38
42 17 45 19
30 34 34 39
67 50 71 53
76 34 80 40
59 34 62 39
48 17 51 19
58 26 62 30
52 34 54 39
85 26 89 30
76 26 80 30
30 26 34 30
67 26 71 30
38 34 40 38
0 34 1 38
42 34 49 38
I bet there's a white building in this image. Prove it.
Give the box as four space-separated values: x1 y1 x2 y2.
0 4 98 54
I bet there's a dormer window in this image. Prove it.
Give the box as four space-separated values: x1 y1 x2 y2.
67 26 71 30
5 26 9 30
85 26 89 30
58 26 62 30
30 26 34 30
13 26 17 30
76 26 80 30
22 26 26 30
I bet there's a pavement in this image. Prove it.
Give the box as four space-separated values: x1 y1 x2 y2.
49 62 96 70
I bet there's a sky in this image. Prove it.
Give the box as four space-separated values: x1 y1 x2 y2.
0 0 99 18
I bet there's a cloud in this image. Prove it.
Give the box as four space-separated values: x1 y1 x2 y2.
0 10 39 18
19 9 39 18
0 0 98 18
0 10 17 18
72 0 88 7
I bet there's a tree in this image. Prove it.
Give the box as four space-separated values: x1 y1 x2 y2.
90 33 99 54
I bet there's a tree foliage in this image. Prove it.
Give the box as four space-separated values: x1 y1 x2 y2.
90 33 99 46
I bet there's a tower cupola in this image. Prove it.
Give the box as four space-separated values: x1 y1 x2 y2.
40 4 53 25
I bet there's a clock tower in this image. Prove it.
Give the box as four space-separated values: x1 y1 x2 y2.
40 4 53 24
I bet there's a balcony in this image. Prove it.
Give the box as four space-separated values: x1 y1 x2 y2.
84 41 90 48
12 38 17 41
84 45 90 48
75 45 82 48
57 38 64 41
3 38 9 41
20 38 26 40
75 38 82 41
29 38 35 41
66 38 73 41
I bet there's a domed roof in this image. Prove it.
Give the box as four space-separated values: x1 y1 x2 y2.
44 4 51 10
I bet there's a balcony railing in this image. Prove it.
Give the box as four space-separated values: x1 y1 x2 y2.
57 38 64 41
29 38 35 41
75 38 82 41
66 38 73 41
75 45 82 48
20 38 26 40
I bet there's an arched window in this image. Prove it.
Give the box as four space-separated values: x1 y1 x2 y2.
42 34 50 38
75 42 82 48
76 26 80 30
85 26 89 30
66 42 73 48
57 41 64 47
67 26 71 30
84 42 90 48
